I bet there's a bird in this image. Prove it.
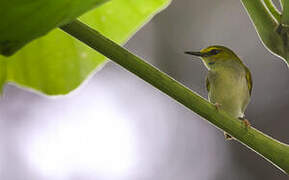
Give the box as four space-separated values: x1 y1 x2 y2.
185 45 252 140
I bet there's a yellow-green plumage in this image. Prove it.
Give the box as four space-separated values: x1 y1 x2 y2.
185 45 252 139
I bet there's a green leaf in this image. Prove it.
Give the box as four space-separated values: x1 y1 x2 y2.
241 0 289 66
0 0 171 95
0 0 109 56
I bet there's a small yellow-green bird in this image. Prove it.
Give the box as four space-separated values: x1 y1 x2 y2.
185 45 252 140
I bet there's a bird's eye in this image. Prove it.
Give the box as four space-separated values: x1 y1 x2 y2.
210 49 220 55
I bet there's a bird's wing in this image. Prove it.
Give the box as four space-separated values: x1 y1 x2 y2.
244 66 252 95
206 76 210 92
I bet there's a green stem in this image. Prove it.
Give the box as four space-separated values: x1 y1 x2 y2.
241 0 286 64
241 0 278 33
264 0 281 22
281 0 289 25
60 20 289 173
280 0 284 11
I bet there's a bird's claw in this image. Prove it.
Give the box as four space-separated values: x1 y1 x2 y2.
224 132 233 140
214 103 221 111
238 117 251 128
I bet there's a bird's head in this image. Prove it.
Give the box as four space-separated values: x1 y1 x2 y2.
185 45 240 70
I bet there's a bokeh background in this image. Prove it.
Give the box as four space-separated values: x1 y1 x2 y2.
0 0 289 179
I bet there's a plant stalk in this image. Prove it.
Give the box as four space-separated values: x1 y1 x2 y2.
241 0 289 66
263 0 281 22
60 19 289 173
281 0 289 25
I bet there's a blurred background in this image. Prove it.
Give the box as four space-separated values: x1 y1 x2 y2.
0 0 289 179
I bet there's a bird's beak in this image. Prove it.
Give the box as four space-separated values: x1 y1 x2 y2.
184 51 204 57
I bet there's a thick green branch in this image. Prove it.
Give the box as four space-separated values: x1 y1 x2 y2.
60 20 289 173
264 0 281 22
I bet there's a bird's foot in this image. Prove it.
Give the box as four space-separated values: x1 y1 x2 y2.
214 102 221 111
224 132 233 140
238 117 251 128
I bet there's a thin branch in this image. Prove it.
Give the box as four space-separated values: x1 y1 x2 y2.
264 0 281 22
60 19 289 173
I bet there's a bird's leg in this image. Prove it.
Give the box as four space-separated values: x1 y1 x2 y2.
238 117 251 128
214 102 221 111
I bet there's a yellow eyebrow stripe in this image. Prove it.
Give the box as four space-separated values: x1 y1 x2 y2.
201 47 217 53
